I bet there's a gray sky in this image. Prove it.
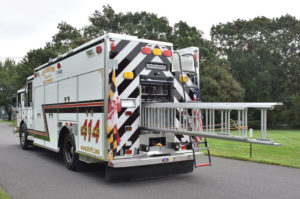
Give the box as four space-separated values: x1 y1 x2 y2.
1 0 299 62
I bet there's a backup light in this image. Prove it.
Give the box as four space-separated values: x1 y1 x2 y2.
171 143 180 151
140 144 150 152
153 48 162 56
123 71 134 79
141 47 152 54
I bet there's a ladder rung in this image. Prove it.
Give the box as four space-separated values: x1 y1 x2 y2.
197 163 211 167
198 147 209 150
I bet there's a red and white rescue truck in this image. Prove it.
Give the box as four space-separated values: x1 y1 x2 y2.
13 33 282 181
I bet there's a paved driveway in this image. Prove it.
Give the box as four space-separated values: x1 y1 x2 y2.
1 123 300 199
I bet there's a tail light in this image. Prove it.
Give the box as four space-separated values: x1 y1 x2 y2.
181 145 187 150
125 149 132 155
125 111 132 115
57 63 61 69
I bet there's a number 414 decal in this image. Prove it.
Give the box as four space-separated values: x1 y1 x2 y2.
81 120 100 143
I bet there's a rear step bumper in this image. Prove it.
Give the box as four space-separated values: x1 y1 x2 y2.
111 151 203 168
105 160 195 182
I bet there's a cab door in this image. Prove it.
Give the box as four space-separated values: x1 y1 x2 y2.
24 81 33 129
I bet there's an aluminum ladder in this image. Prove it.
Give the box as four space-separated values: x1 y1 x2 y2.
141 102 282 145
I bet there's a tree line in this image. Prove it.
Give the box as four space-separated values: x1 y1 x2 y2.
0 5 299 128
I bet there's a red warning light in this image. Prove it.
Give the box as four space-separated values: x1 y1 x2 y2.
141 47 151 54
163 50 172 57
194 53 198 61
111 42 115 51
96 46 102 54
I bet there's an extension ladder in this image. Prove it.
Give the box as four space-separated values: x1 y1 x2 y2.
141 102 282 145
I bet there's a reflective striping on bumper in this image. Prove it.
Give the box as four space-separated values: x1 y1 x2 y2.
111 152 203 168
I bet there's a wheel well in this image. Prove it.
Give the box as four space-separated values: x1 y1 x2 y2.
58 127 71 151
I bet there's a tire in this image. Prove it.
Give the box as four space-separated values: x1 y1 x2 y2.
62 133 79 170
19 124 29 150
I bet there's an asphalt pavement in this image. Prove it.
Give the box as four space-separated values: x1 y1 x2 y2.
1 122 300 199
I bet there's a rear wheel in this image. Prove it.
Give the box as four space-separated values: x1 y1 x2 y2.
19 124 29 150
62 133 79 170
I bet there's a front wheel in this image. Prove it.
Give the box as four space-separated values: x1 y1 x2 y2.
20 124 29 150
62 133 79 170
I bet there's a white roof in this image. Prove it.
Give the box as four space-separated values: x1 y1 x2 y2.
35 33 173 72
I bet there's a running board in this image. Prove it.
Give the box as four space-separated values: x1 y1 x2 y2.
141 102 282 146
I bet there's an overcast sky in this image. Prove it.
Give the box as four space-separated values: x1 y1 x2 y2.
1 0 299 62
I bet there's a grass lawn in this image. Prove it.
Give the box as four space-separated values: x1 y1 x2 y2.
0 187 10 199
0 120 16 127
206 129 300 168
0 120 13 123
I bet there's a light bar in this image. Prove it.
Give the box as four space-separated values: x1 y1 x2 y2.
153 48 162 56
163 50 172 57
141 47 151 54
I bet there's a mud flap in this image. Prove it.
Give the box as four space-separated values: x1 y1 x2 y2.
105 160 194 182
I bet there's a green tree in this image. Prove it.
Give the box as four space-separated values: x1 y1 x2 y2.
52 22 83 47
211 15 300 127
51 22 89 51
16 47 57 88
200 65 245 102
84 5 223 68
84 5 172 41
0 59 18 120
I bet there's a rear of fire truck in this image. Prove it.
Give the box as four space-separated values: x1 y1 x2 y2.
105 35 205 181
105 34 281 181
